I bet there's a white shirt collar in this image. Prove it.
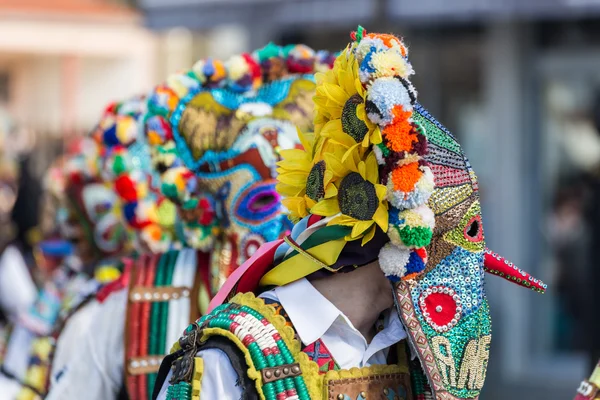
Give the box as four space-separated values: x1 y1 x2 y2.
272 278 340 345
261 278 409 368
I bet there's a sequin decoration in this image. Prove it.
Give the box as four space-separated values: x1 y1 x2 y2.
418 286 462 332
443 201 485 252
413 247 485 320
427 184 473 215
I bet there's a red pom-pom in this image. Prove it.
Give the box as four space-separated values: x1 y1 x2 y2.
242 53 261 80
115 175 137 202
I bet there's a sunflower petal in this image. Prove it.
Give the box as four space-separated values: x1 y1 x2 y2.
276 183 304 197
277 172 308 186
362 225 377 246
342 144 361 171
322 82 348 107
328 214 357 227
323 153 349 177
370 126 383 145
373 204 389 231
324 183 338 198
365 153 379 184
351 220 374 238
375 184 387 200
320 119 343 138
355 77 365 98
297 129 315 154
358 160 366 180
311 198 340 216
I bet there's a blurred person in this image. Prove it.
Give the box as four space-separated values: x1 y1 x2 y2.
45 43 336 400
575 359 600 399
0 137 130 399
550 88 600 368
153 28 545 400
0 121 37 364
580 91 600 370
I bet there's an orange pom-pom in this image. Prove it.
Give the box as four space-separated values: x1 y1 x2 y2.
365 33 407 57
383 106 417 153
391 162 422 193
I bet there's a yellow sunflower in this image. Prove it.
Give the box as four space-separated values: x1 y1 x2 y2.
310 147 388 245
276 129 339 222
313 50 382 151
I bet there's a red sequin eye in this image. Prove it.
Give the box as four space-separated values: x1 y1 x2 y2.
463 215 483 242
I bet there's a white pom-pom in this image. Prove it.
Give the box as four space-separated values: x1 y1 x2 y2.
413 204 435 230
373 145 386 165
366 77 413 126
378 243 410 277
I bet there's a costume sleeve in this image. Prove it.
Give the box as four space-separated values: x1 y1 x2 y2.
155 349 242 400
0 245 36 320
45 289 127 400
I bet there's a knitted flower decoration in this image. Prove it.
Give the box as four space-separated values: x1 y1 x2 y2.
276 27 435 281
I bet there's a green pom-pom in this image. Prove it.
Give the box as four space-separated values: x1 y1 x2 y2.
377 142 390 157
255 42 282 62
398 225 432 248
161 182 179 199
182 198 198 210
112 154 127 175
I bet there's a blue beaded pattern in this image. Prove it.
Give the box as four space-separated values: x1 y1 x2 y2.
170 75 314 172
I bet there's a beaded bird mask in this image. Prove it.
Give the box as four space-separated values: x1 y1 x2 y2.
265 28 545 398
144 44 335 293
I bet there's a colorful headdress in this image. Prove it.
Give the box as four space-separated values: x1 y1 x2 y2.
92 97 177 254
144 43 334 292
208 28 546 399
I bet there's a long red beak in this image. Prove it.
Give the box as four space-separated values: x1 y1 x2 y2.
484 248 546 293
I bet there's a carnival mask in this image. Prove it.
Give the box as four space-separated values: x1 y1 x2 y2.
393 104 545 399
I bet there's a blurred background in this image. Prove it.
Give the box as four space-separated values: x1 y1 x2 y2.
2 0 600 398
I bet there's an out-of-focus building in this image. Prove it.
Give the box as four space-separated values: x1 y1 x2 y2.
137 0 600 398
0 0 156 138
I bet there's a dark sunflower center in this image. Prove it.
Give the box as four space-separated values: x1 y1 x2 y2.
306 160 326 201
338 172 378 221
341 94 369 143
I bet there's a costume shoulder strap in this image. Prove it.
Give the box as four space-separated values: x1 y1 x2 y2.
159 292 321 400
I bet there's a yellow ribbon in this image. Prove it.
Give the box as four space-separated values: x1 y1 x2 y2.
259 238 346 287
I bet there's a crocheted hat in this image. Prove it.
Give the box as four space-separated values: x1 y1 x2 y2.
208 27 546 399
92 97 178 254
144 43 334 292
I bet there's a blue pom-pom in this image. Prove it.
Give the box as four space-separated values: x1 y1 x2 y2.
123 201 138 222
386 275 400 283
405 251 425 274
103 124 119 146
388 207 403 226
204 59 216 77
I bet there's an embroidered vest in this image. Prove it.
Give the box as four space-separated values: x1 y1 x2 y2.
163 293 433 400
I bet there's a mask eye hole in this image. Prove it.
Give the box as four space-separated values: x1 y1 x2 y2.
463 215 483 242
249 193 278 212
466 220 479 238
